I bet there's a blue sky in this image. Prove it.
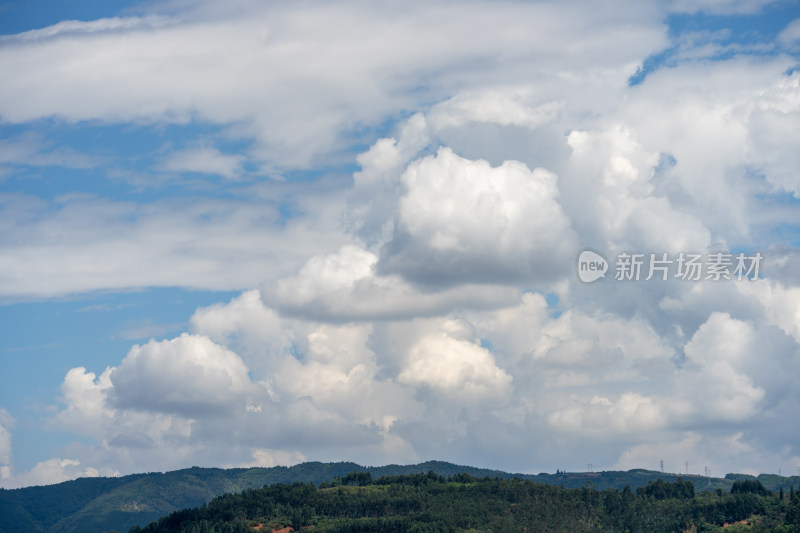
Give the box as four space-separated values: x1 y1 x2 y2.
1 0 800 488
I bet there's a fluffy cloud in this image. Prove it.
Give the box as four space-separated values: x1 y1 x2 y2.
620 57 796 241
190 290 291 376
737 279 800 343
347 113 430 245
562 125 711 253
428 89 564 130
54 367 114 439
1 458 108 490
380 148 577 286
673 312 765 422
542 308 787 448
275 323 420 433
745 72 800 196
474 292 675 380
31 292 422 477
110 334 261 416
50 366 196 449
268 245 520 321
548 392 663 436
399 326 513 403
191 293 423 439
31 268 800 483
474 293 676 439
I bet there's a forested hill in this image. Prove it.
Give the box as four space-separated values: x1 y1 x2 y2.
134 473 800 533
1 461 798 533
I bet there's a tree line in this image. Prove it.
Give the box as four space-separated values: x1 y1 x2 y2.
127 472 800 532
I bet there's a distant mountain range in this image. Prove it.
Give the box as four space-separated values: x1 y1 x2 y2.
1 461 798 533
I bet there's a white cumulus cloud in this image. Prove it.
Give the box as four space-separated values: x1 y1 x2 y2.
110 333 261 416
380 147 576 286
399 328 513 402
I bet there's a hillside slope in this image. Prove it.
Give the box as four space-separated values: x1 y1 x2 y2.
1 461 798 533
137 474 800 533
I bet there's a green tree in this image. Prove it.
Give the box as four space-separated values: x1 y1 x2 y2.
731 480 771 496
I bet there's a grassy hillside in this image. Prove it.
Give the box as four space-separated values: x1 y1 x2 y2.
1 462 798 533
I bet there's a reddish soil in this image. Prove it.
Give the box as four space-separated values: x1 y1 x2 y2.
722 519 751 528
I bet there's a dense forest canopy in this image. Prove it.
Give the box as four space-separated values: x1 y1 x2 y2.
132 471 800 533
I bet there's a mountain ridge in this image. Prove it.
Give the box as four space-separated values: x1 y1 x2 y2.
1 460 798 533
